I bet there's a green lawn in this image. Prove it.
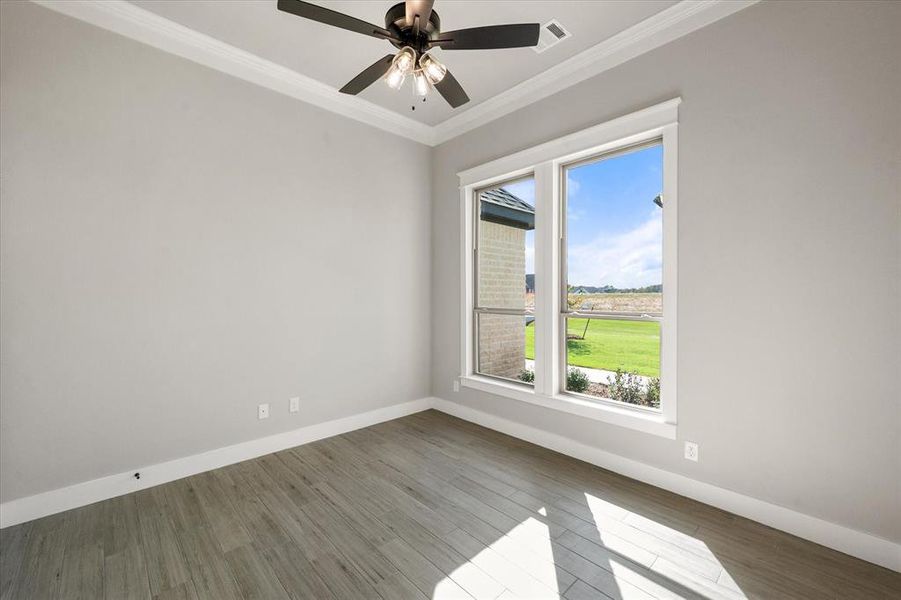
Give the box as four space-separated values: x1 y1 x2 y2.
525 318 660 377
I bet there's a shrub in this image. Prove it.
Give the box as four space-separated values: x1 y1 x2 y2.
607 369 644 404
646 377 661 408
519 369 535 383
566 368 590 393
607 369 660 408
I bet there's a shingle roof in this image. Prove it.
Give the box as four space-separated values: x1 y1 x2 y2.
480 188 535 214
479 187 535 231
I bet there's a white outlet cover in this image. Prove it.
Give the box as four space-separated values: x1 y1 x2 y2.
258 403 270 420
289 397 300 413
684 441 699 462
453 380 460 393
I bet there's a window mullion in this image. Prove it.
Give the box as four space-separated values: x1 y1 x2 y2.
533 161 559 397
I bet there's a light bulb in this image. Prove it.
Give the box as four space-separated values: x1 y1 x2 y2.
419 53 447 84
384 66 406 90
385 47 416 91
412 69 430 96
394 47 416 75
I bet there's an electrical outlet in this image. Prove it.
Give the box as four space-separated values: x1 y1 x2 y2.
453 380 460 393
258 403 270 420
289 397 300 413
684 441 699 462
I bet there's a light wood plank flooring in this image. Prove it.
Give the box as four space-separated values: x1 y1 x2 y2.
1 410 899 599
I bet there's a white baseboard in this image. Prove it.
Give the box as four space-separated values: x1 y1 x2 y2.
431 397 901 573
0 397 435 529
3 395 897 573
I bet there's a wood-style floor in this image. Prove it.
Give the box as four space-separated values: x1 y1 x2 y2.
1 410 899 600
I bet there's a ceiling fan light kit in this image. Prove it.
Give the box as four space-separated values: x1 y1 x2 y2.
384 46 416 90
412 68 431 96
277 0 541 109
419 52 447 85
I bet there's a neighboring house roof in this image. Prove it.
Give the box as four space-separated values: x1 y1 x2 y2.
481 188 535 213
480 188 535 230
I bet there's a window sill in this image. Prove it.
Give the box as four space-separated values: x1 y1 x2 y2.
459 375 677 439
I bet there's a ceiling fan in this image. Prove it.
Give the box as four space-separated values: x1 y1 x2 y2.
277 0 541 108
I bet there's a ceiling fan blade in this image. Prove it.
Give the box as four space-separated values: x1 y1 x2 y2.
339 54 395 95
405 0 434 27
277 0 395 40
434 69 470 108
430 23 540 50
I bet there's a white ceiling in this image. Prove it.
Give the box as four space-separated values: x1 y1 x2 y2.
36 0 756 144
131 1 678 126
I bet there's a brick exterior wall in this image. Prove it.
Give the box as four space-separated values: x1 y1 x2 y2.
478 220 527 379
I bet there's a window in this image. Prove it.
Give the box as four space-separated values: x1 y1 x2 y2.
474 177 535 384
460 100 679 438
562 142 663 408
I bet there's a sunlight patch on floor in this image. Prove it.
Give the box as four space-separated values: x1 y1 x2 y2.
435 493 752 600
442 556 506 599
433 577 480 600
583 491 630 521
582 492 749 600
438 515 562 599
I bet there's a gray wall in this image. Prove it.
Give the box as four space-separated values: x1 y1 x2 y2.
2 0 898 545
431 1 901 542
0 1 431 503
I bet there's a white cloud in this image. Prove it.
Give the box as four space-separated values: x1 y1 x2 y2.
567 207 586 222
566 176 581 197
567 213 662 288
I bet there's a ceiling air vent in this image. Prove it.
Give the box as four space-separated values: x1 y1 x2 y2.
533 19 571 53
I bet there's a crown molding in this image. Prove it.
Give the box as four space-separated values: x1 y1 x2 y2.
31 0 435 145
430 0 759 144
31 0 758 148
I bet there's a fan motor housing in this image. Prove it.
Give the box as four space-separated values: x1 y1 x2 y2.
385 2 441 51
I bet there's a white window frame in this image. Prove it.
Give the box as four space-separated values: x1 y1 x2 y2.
472 174 538 387
459 99 679 439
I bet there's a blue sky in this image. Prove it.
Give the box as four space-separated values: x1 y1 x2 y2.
504 144 663 288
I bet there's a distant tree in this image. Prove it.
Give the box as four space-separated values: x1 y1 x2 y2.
566 286 582 310
566 283 662 294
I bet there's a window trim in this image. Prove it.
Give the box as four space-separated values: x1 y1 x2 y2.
459 99 680 439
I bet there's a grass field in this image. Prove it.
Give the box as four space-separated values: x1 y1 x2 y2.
525 318 660 377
